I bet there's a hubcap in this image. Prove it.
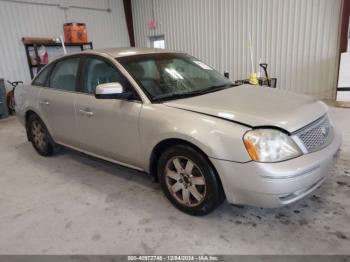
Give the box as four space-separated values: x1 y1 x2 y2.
31 120 46 150
165 156 206 207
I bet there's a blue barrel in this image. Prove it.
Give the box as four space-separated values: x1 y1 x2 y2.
0 78 9 118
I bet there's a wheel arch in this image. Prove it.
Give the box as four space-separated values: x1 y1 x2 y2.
149 138 224 194
25 109 38 121
24 110 52 142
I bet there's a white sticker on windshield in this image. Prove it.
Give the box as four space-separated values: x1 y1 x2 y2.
193 61 213 70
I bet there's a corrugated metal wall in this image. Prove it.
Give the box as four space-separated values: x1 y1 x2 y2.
0 0 130 83
132 0 343 99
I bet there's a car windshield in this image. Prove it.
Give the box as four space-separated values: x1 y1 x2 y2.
117 53 234 102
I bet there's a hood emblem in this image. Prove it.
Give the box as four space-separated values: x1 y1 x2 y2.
320 126 328 137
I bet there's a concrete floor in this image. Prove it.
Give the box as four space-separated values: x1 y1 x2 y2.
0 107 349 255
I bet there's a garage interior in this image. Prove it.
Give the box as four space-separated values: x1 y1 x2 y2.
0 0 350 257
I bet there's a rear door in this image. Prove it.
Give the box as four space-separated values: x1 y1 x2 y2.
74 55 143 168
38 57 80 146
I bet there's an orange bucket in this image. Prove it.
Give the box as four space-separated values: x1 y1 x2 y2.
63 23 88 43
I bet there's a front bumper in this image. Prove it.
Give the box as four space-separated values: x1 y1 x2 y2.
211 128 342 208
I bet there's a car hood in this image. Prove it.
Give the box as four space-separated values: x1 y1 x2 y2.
164 85 328 133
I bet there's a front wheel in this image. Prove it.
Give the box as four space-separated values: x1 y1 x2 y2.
158 145 225 216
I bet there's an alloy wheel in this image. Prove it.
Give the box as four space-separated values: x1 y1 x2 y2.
31 120 47 151
165 156 206 207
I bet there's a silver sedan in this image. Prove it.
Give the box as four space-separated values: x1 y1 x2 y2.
15 48 342 215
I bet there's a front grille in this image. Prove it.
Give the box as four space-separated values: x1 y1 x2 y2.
296 115 334 153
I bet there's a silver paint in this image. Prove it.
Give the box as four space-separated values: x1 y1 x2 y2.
15 48 342 208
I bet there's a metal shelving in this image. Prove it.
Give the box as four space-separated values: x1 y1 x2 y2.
24 42 93 79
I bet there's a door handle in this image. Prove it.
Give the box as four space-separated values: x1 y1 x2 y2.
85 111 94 117
79 109 94 117
39 100 50 105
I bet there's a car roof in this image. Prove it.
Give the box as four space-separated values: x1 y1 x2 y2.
83 47 183 58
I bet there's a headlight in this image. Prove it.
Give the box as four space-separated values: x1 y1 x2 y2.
243 129 302 162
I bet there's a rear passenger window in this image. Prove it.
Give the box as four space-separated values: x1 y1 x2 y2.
50 58 80 91
32 64 53 87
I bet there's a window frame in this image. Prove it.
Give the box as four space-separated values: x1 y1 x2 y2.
31 53 144 102
149 35 165 49
31 63 55 87
117 53 231 103
78 54 142 102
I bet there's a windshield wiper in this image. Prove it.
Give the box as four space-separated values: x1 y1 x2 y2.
189 83 235 95
153 92 199 102
153 83 236 102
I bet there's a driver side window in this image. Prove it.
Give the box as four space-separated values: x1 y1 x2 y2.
81 57 131 94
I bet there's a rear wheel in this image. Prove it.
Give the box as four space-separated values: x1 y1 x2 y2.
28 114 54 156
158 145 225 216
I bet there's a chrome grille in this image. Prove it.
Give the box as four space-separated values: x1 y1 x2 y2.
296 115 333 153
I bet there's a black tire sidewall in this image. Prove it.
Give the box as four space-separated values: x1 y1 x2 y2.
158 144 224 216
28 115 53 156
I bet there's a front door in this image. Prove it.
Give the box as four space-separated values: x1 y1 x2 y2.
74 56 142 168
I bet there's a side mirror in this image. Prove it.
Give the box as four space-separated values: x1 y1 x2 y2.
95 82 133 100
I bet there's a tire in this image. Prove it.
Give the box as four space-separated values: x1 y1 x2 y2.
158 144 225 216
28 114 54 156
